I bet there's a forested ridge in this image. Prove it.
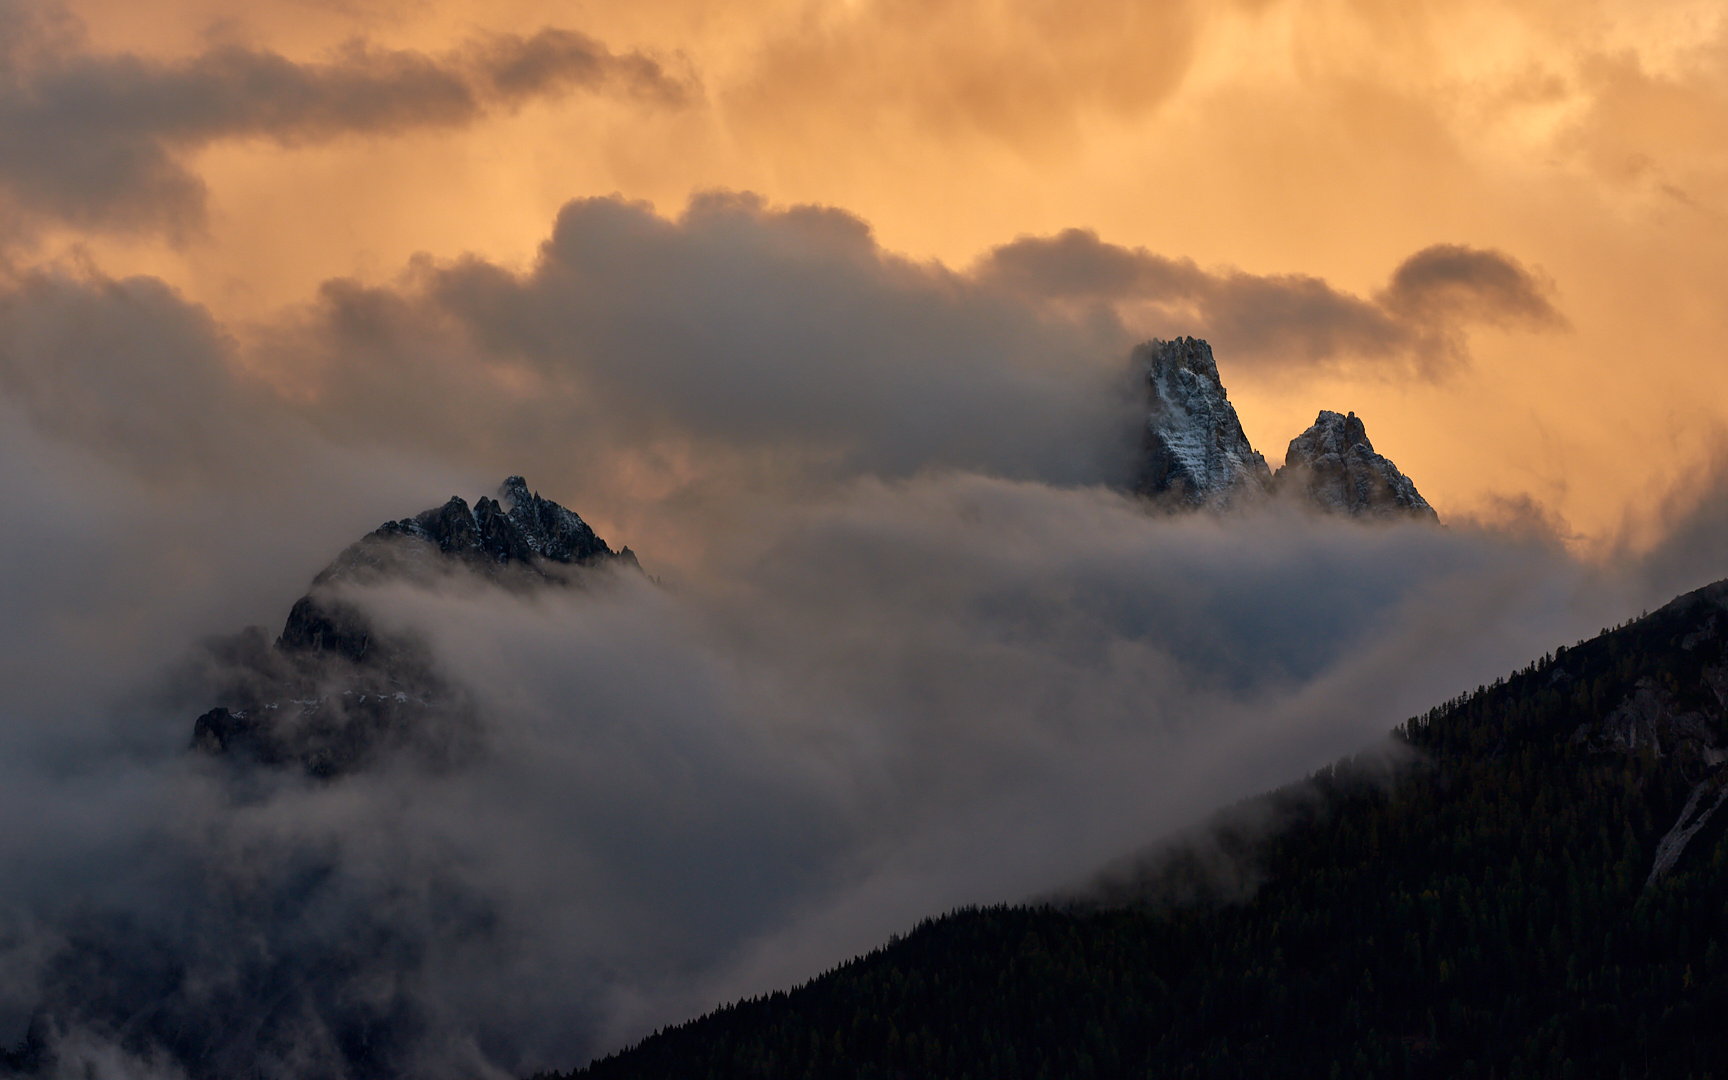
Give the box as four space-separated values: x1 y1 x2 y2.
548 580 1728 1080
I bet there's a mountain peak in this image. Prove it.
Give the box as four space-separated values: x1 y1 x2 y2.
192 476 636 777
313 477 628 588
500 475 532 509
1278 411 1436 520
1128 339 1439 523
1132 337 1272 507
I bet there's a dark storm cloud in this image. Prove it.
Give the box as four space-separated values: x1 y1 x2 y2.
1379 243 1565 329
282 192 1147 488
976 228 1564 373
0 0 694 238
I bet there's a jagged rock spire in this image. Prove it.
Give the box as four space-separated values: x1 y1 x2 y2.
312 476 634 589
1133 337 1272 507
1276 411 1437 521
496 476 617 564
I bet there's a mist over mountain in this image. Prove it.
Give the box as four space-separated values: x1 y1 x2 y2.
0 433 1697 1077
563 579 1728 1079
190 477 637 778
0 196 1720 1078
0 0 1724 1070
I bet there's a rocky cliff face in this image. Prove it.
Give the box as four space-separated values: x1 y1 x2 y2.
190 476 636 777
1276 411 1438 521
1133 337 1272 507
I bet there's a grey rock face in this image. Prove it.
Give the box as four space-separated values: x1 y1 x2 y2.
1569 667 1728 887
190 477 638 777
1572 678 1720 759
1276 411 1437 521
1133 337 1272 507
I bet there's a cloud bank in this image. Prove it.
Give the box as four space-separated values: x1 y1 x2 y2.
0 470 1643 1078
246 194 1564 507
0 192 1704 1078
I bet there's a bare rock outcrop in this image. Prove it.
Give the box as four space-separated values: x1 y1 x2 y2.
1275 410 1437 521
1133 337 1272 507
1129 338 1437 522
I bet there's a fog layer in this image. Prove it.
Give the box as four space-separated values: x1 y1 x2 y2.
0 194 1712 1077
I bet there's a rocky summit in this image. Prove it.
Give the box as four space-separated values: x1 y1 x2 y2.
190 477 637 777
310 474 636 595
1277 411 1437 521
1133 337 1272 507
1131 337 1437 522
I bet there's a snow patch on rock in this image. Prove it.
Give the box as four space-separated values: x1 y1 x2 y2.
1133 337 1272 508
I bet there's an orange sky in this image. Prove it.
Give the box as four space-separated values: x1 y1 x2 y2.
26 0 1728 548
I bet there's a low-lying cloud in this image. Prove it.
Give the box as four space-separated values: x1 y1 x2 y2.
0 191 1705 1078
0 472 1654 1077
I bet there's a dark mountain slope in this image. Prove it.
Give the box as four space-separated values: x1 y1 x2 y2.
552 581 1728 1080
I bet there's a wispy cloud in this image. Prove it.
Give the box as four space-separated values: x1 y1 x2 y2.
977 229 1563 375
0 0 695 239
